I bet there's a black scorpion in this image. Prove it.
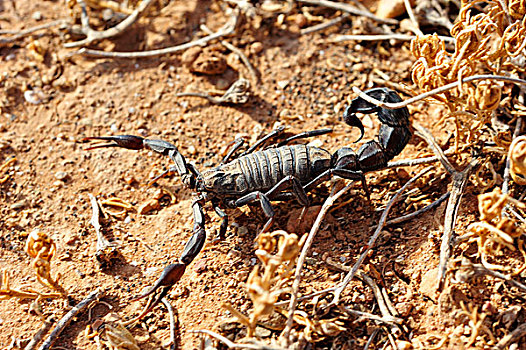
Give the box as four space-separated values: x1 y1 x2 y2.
83 88 411 316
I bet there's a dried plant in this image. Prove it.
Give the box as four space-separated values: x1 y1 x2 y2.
224 230 305 338
465 188 526 272
88 313 140 350
25 230 67 296
0 270 61 301
453 301 496 347
509 134 526 185
410 0 526 147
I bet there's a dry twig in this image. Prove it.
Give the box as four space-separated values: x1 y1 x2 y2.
191 329 286 350
352 75 526 110
24 317 56 350
75 9 239 58
0 20 68 45
39 290 101 350
300 13 350 35
296 0 397 25
89 193 119 267
64 0 156 48
201 24 258 83
282 179 355 344
330 166 434 305
413 123 480 289
330 33 455 44
161 298 176 350
495 323 526 350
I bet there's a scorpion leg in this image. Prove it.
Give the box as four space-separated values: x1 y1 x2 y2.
276 128 333 147
235 175 310 233
241 126 286 156
222 138 245 164
212 200 229 240
131 200 207 318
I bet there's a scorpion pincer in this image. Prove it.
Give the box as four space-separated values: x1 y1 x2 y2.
83 87 411 317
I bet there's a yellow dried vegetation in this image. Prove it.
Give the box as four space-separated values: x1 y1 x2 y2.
25 229 67 296
410 0 526 146
223 230 304 338
465 188 526 273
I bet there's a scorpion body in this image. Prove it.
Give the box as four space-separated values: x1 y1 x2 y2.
83 87 412 316
201 145 331 197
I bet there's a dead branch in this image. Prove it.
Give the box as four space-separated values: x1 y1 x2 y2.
342 307 402 325
454 258 526 292
296 0 397 25
74 9 239 58
403 0 422 36
385 192 450 226
330 166 434 305
330 33 455 44
64 0 156 48
413 123 456 175
352 75 526 110
24 317 55 350
502 116 524 194
191 329 286 350
300 13 350 35
495 323 526 350
88 193 118 266
282 179 356 344
413 123 481 290
161 298 176 350
38 290 101 350
0 20 68 45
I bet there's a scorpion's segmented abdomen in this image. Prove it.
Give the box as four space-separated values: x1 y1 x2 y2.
236 145 330 192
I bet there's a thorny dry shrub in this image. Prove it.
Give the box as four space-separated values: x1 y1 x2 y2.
465 188 526 273
410 0 526 146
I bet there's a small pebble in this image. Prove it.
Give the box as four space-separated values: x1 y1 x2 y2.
216 78 229 90
32 11 43 21
101 8 114 21
55 171 68 181
277 80 289 90
110 123 118 132
24 90 42 105
10 200 26 210
250 42 263 55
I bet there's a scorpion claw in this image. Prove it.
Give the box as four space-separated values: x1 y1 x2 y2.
129 263 186 319
131 263 187 301
82 135 146 151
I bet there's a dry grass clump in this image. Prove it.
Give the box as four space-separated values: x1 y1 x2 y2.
464 188 526 273
223 230 304 338
411 0 526 146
